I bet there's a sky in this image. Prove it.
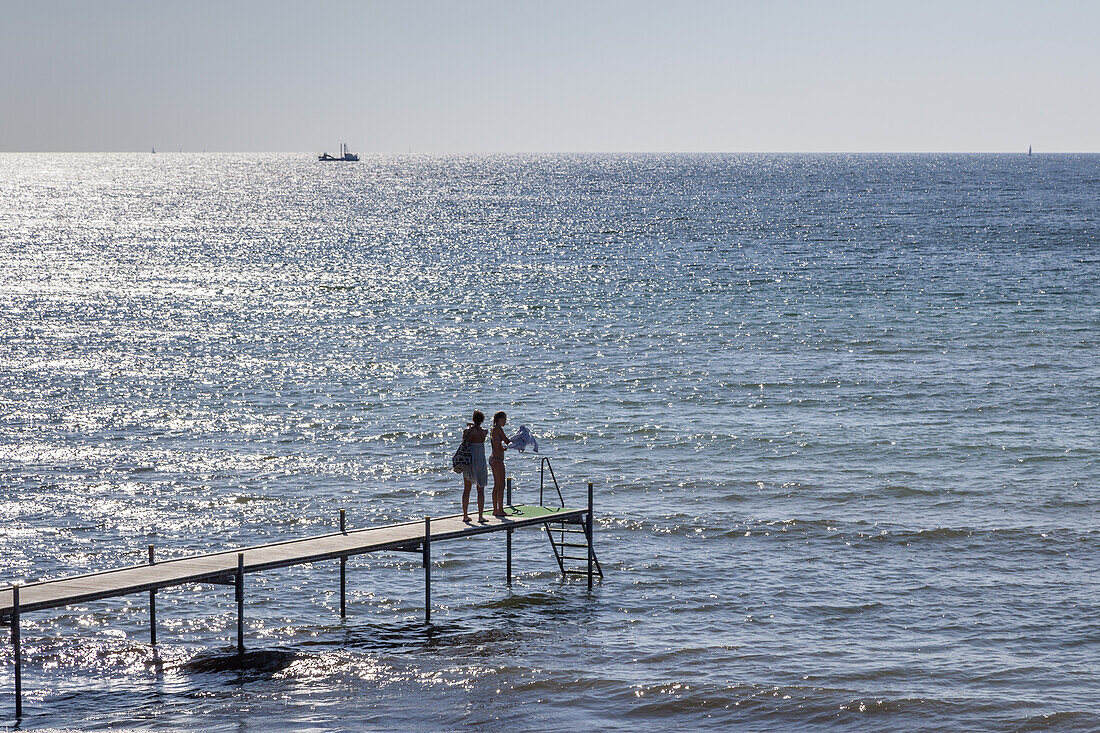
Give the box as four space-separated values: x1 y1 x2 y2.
1 0 1097 152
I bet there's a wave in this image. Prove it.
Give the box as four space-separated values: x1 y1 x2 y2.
712 520 1098 545
606 680 989 728
1013 710 1100 731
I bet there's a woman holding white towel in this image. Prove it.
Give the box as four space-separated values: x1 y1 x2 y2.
489 411 511 517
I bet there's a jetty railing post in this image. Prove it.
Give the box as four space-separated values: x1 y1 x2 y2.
506 477 513 586
423 517 431 623
12 584 21 718
586 481 594 591
148 544 157 646
235 553 244 656
339 509 347 619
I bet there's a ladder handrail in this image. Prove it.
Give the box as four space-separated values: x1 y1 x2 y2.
539 457 565 507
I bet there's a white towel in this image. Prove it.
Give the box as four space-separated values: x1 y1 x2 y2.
507 425 539 453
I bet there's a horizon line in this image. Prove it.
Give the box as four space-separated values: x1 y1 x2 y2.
1 149 1095 155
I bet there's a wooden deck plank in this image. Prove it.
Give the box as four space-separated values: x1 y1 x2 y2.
0 505 586 617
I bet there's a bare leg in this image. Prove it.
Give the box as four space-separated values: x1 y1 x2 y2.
477 484 486 522
491 459 506 516
462 478 472 522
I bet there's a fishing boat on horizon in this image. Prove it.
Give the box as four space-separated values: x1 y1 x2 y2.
319 143 359 162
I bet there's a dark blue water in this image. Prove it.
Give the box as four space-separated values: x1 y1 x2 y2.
1 153 1098 731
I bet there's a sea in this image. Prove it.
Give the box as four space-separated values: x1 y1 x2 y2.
0 153 1097 732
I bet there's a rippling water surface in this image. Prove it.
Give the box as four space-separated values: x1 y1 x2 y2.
1 153 1098 731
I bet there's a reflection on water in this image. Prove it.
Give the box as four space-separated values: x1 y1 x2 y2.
1 153 1098 731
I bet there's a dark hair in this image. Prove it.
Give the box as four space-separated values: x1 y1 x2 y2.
493 411 507 425
472 410 485 425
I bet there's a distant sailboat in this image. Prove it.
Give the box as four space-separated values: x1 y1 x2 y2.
151 146 156 154
1028 145 1032 156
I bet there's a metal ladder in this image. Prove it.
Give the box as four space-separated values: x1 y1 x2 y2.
545 519 603 578
538 457 603 580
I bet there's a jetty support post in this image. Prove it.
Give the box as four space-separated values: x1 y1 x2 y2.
506 477 513 586
423 517 431 623
339 509 347 619
12 584 21 718
586 481 594 591
235 553 244 656
148 544 157 646
339 558 347 619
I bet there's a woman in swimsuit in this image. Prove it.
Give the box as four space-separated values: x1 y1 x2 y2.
489 411 511 517
461 410 489 523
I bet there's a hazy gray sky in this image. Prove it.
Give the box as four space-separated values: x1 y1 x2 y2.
2 0 1097 152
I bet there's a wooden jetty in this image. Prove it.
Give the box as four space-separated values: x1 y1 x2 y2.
1 479 602 717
